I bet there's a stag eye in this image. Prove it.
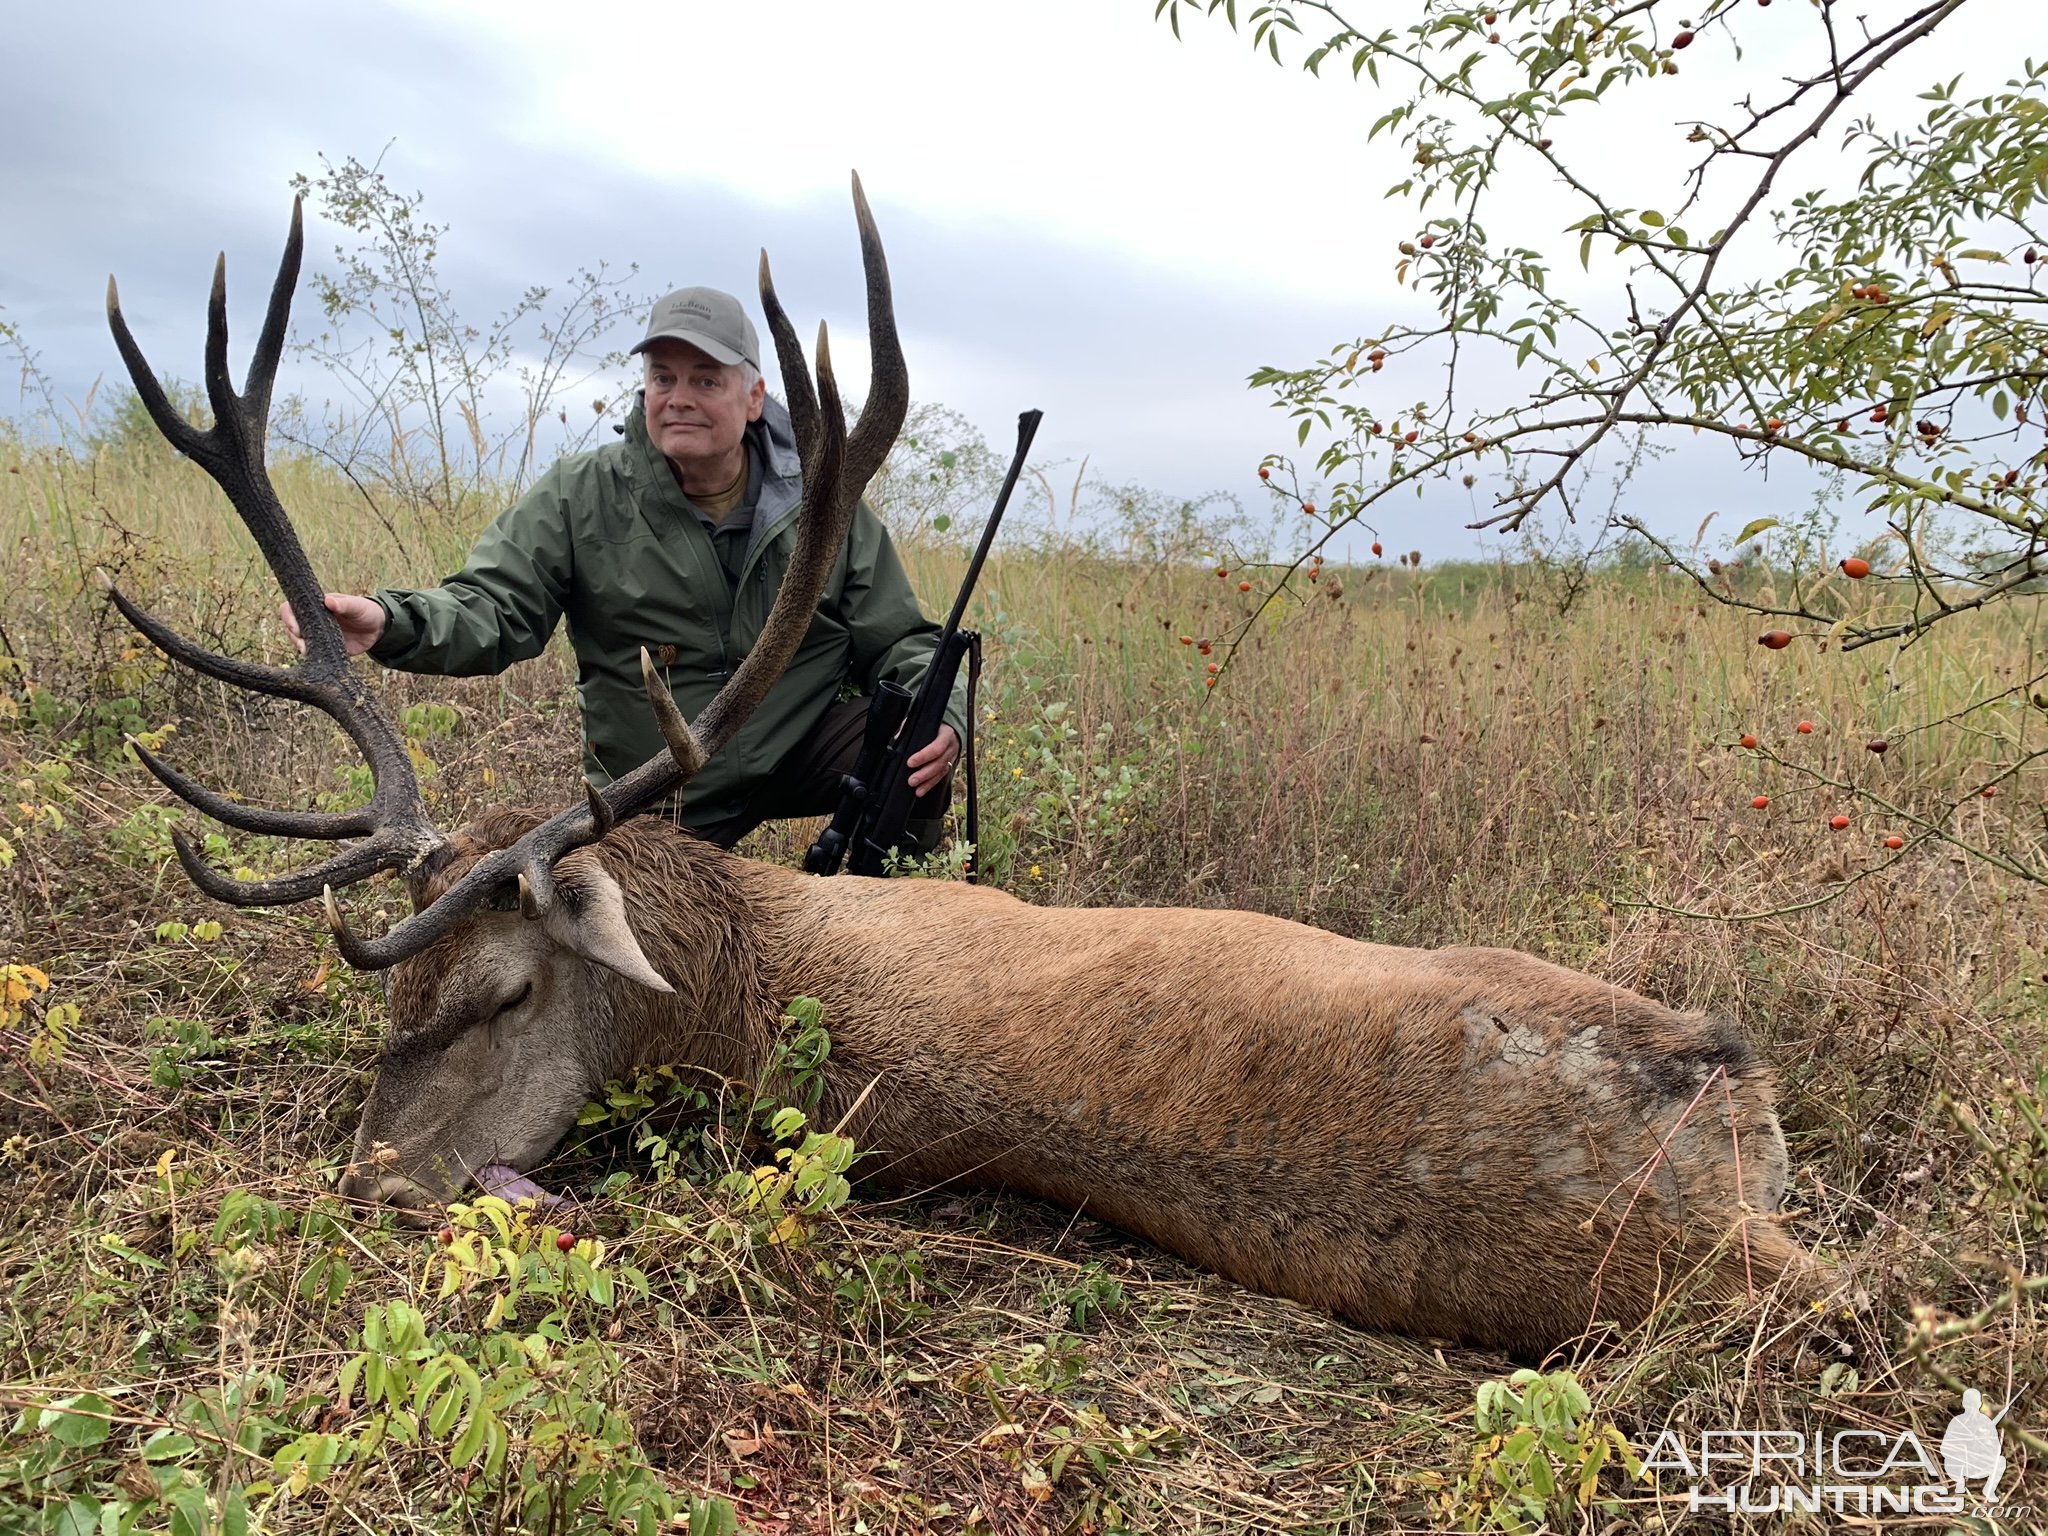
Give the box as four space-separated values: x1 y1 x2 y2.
485 981 533 1051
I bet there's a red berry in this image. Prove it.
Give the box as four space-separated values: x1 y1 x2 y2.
1419 234 1436 249
1198 641 1212 656
1206 661 1220 674
1982 785 1999 798
1866 738 1888 754
1403 431 1419 444
1869 405 1888 423
1758 630 1793 650
1179 635 1193 646
1830 815 1850 830
1884 835 1904 850
1752 795 1770 810
1796 720 1814 734
1372 542 1384 557
556 1232 576 1252
1673 29 1695 48
438 1227 455 1245
1238 580 1253 592
1765 418 1784 434
1740 734 1759 749
1840 557 1870 579
1216 567 1230 579
1302 502 1316 516
1258 466 1271 480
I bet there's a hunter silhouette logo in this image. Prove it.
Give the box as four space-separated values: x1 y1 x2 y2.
1941 1386 2020 1503
1642 1383 2034 1517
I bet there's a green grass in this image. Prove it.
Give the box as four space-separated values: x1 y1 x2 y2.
2 433 2044 1531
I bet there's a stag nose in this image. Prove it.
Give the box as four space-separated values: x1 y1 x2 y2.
337 1165 442 1223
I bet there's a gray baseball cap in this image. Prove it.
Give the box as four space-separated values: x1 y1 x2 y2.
631 286 761 371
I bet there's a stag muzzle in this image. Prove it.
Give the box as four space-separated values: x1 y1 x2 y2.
337 1161 443 1221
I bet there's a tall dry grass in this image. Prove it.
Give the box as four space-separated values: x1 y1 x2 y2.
2 433 2044 1530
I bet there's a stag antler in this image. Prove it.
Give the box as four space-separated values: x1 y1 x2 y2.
104 199 444 905
321 173 896 966
113 176 905 972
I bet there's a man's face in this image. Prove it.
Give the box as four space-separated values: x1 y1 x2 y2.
642 339 766 477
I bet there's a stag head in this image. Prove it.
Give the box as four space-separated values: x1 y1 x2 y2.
108 179 908 1209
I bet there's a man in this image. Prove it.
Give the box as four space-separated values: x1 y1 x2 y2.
284 285 963 852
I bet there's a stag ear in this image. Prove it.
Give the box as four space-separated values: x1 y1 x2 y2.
540 856 673 995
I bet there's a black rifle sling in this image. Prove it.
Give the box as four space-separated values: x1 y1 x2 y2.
963 631 983 883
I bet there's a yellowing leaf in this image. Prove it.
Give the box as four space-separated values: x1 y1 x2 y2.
1920 308 1954 339
1734 517 1781 545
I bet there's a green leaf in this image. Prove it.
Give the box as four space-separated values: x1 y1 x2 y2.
144 1430 199 1462
166 1484 211 1536
1639 210 1665 227
40 1393 113 1449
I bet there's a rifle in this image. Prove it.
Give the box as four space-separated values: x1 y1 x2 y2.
805 408 1043 880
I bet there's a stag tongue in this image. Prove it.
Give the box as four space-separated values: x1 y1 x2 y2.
474 1163 566 1209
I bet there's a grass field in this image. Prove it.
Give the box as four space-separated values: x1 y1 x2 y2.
3 428 2045 1532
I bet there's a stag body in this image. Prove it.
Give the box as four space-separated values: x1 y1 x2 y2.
348 813 1803 1356
108 185 1806 1360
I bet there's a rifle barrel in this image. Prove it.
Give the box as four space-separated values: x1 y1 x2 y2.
941 409 1042 637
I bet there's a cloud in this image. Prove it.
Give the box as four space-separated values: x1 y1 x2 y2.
1 0 1995 567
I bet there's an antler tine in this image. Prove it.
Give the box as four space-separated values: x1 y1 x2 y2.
106 203 444 914
103 574 331 705
321 841 528 969
842 171 908 493
638 645 707 778
759 247 821 479
244 197 304 425
171 827 410 909
106 276 209 462
131 735 376 840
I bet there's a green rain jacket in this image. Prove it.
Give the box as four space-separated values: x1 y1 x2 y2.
369 397 965 829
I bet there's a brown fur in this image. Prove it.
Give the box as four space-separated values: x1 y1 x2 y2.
351 814 1814 1357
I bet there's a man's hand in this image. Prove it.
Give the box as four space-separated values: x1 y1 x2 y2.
279 593 386 657
906 724 960 796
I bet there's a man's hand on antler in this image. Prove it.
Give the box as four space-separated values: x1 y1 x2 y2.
279 593 387 657
906 725 959 795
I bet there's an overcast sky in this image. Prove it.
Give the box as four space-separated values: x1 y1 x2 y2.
0 0 2016 564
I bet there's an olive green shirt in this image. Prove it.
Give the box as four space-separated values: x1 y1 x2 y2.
369 397 966 828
